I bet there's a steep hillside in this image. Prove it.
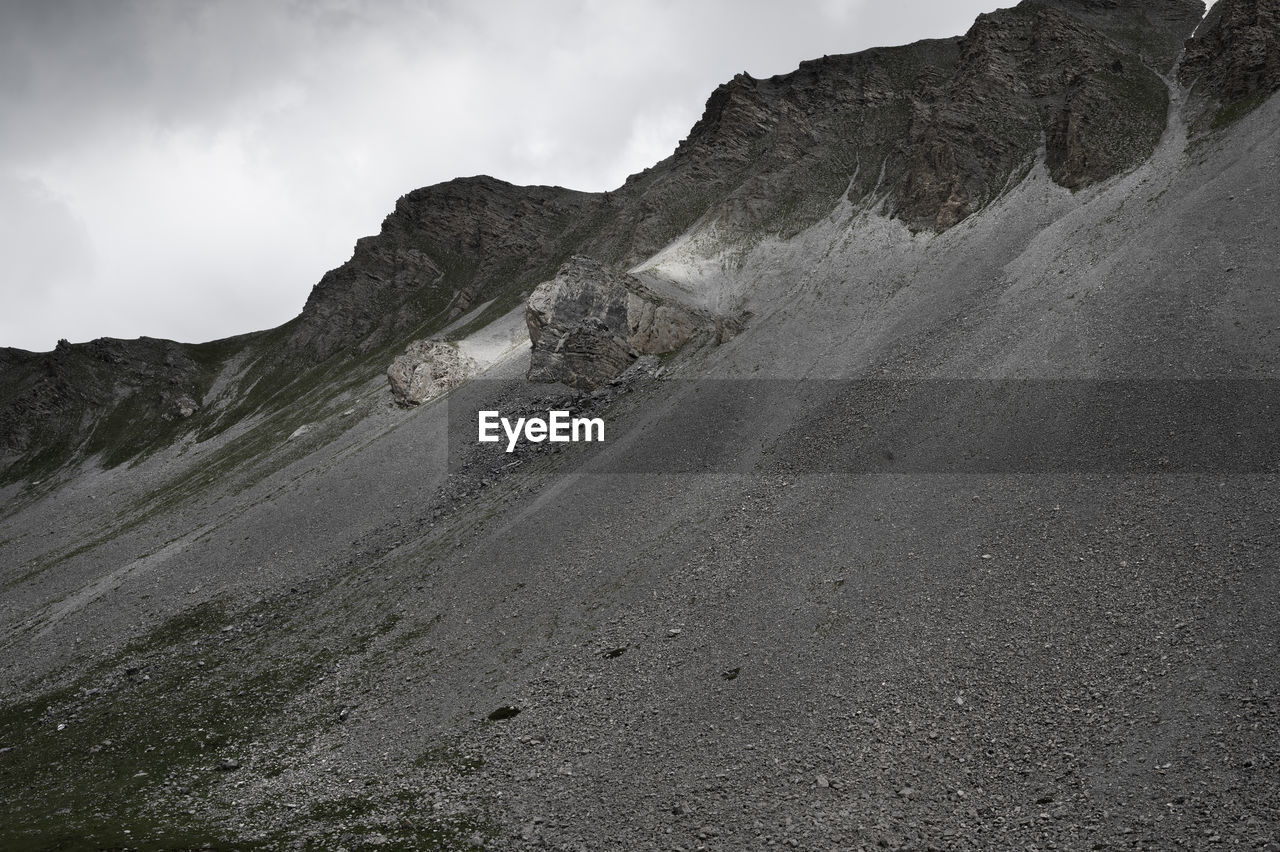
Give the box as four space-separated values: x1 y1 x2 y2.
6 0 1280 849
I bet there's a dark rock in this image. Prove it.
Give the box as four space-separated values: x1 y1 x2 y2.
487 706 521 721
0 337 207 479
1181 0 1280 127
526 256 732 389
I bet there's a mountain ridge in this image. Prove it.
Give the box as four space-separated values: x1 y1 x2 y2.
3 0 1239 488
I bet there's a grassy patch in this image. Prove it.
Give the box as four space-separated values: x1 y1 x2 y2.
0 595 337 849
1211 90 1273 130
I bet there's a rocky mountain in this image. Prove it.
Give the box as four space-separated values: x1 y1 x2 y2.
0 0 1218 488
1182 0 1280 123
3 0 1280 849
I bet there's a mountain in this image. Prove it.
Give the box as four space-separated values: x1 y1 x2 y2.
3 0 1280 848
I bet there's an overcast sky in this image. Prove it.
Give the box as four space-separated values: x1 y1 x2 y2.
0 0 1141 352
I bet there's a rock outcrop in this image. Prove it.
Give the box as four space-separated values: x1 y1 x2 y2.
0 336 211 477
288 177 605 361
525 257 732 390
1182 0 1280 126
386 340 478 406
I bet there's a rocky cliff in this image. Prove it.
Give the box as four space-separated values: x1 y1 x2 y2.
1182 0 1280 125
286 177 605 360
0 336 221 478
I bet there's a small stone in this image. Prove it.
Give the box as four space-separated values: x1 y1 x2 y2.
816 774 830 788
217 758 240 771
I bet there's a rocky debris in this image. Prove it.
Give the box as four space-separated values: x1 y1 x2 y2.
386 339 478 406
526 256 736 390
171 395 199 419
1182 0 1280 126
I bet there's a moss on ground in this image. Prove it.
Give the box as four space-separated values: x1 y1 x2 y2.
1211 90 1274 131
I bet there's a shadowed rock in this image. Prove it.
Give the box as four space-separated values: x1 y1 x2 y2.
525 256 731 390
1182 0 1280 127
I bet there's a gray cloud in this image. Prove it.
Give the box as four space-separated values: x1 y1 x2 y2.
1 0 1046 351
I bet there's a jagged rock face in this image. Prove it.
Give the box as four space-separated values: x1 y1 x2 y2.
525 257 721 390
1038 0 1206 67
0 337 209 475
899 0 1201 226
1182 0 1280 123
579 0 1203 244
386 340 478 406
288 177 604 360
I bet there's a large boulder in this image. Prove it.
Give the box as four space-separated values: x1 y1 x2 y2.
525 256 734 390
386 339 478 406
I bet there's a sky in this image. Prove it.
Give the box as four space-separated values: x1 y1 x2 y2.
0 0 1167 352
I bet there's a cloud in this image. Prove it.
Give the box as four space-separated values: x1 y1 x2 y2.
0 173 95 347
0 0 1010 352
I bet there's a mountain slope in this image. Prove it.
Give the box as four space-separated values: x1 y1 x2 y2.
5 0 1280 849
